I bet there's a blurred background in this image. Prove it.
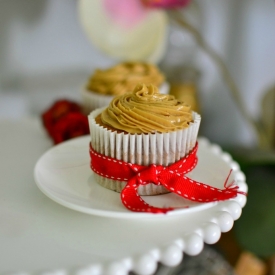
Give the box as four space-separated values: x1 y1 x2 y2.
1 0 274 148
0 0 275 274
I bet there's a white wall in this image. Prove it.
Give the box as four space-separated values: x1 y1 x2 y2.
196 0 275 147
0 0 112 79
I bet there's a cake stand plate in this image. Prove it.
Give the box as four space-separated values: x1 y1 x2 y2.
34 137 244 220
1 118 247 275
34 137 247 275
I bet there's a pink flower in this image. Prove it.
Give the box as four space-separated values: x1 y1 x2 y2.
142 0 191 9
104 0 147 29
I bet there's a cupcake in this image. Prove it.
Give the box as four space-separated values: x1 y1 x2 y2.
81 61 169 114
88 83 201 195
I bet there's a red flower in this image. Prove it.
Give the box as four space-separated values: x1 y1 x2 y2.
42 99 89 144
142 0 191 9
51 112 90 144
42 100 82 137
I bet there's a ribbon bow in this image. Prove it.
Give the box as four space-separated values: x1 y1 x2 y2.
90 142 245 214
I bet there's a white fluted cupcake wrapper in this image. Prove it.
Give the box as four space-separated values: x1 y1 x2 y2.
81 82 170 114
88 107 201 195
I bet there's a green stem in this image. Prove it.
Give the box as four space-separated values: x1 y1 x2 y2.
169 10 269 148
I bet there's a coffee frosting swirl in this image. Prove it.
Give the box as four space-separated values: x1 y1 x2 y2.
86 62 165 95
100 84 193 134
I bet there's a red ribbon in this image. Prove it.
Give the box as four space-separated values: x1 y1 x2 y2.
90 143 246 214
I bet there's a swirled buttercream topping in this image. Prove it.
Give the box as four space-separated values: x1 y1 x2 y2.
100 84 193 134
86 62 165 95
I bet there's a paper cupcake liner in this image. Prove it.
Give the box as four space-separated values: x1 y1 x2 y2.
81 82 170 115
88 107 201 195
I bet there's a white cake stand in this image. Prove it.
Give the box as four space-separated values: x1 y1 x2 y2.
0 119 247 275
